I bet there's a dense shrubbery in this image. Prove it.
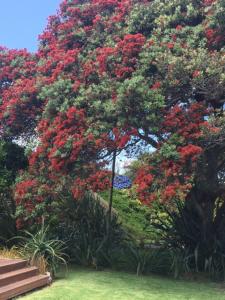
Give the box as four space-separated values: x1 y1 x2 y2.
53 192 127 268
51 191 177 276
0 141 27 242
151 199 225 280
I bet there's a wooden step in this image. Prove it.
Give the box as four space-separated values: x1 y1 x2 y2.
0 266 38 287
0 260 28 275
0 274 50 300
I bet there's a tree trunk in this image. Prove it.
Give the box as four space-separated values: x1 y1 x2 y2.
107 149 117 244
184 186 216 249
182 147 224 251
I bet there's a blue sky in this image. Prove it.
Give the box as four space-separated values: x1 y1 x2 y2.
0 0 61 52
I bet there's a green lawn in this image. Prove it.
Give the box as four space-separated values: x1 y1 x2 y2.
20 267 225 300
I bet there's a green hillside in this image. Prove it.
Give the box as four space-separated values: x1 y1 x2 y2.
100 189 156 241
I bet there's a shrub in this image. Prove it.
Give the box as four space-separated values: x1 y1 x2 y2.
17 223 68 277
53 192 127 268
109 240 172 276
0 141 27 243
151 199 225 280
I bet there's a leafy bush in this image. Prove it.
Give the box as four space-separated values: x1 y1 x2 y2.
125 243 157 276
53 192 127 268
0 141 27 243
109 241 172 276
151 199 225 280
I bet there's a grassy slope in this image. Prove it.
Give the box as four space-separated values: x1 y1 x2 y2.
100 190 154 240
21 267 225 300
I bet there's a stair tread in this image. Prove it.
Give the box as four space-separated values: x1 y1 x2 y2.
0 266 38 280
0 259 27 267
0 274 50 300
0 274 49 292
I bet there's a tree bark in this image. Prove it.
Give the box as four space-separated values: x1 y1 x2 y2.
107 149 117 244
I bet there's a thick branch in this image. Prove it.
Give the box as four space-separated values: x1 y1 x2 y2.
138 132 158 149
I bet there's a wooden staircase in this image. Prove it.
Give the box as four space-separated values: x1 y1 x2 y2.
0 259 51 300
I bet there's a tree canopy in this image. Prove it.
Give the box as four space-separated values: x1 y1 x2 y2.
0 0 225 238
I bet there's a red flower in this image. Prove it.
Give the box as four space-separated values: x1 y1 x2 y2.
205 28 215 40
167 42 174 49
16 218 24 230
193 70 201 78
179 145 203 160
203 0 216 6
176 25 183 31
151 81 161 90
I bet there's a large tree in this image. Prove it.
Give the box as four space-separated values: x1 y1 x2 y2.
0 0 225 251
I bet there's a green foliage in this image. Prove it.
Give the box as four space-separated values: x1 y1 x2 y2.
39 78 74 119
121 242 171 276
53 192 126 268
127 3 157 36
30 190 171 276
151 199 225 280
0 141 27 242
124 153 152 180
159 143 180 160
100 189 156 241
0 141 27 188
16 224 67 277
0 210 16 244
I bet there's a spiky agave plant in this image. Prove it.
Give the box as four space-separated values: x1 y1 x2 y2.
18 223 68 277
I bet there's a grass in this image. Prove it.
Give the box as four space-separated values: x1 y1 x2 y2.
20 266 225 300
0 246 22 259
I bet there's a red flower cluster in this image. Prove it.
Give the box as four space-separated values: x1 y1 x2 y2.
203 0 217 6
192 70 201 78
178 145 203 161
15 179 39 205
0 49 39 137
163 103 208 140
15 178 54 228
72 170 110 199
151 81 161 90
134 167 154 203
134 103 209 205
